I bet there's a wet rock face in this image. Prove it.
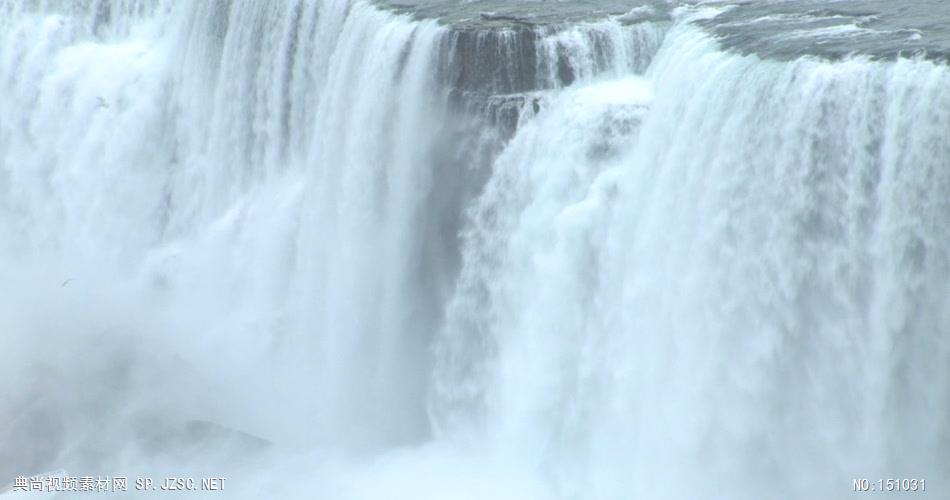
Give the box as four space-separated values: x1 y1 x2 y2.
437 27 542 96
380 0 669 97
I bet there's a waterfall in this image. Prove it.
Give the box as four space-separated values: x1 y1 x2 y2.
1 1 947 498
435 21 950 498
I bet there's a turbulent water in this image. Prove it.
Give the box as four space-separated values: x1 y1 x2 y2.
1 0 948 498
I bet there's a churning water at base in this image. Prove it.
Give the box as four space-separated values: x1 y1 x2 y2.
1 1 948 499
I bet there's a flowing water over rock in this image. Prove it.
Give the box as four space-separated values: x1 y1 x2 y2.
1 1 948 498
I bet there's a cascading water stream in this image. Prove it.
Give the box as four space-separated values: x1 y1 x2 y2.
1 1 947 499
435 21 950 497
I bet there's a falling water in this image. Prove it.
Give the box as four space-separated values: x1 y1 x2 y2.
1 1 947 499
